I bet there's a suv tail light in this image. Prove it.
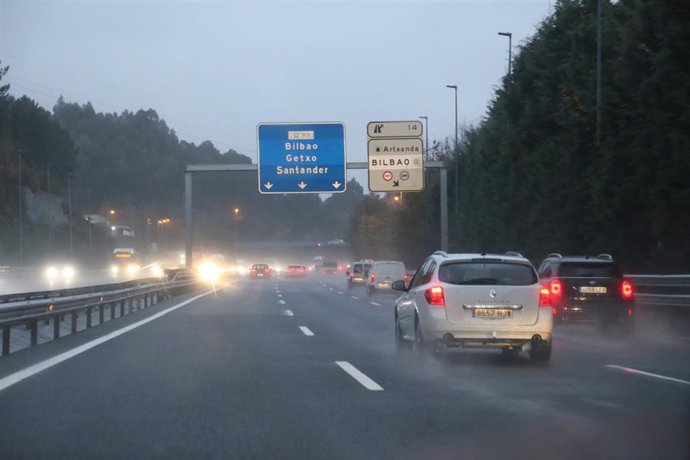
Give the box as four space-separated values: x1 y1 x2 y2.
424 286 445 306
370 273 376 283
622 280 634 299
539 287 552 307
550 279 562 297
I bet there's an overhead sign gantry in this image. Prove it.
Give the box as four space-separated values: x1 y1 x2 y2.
257 122 347 194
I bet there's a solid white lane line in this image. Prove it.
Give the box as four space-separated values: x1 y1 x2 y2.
0 291 213 393
283 309 294 317
335 361 383 391
337 291 344 295
351 296 360 300
278 299 286 305
605 365 690 386
299 326 314 336
370 302 381 306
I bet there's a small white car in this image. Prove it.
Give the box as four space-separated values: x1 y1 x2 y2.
393 251 553 362
366 261 406 295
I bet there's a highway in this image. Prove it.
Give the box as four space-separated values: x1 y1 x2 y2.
1 274 688 459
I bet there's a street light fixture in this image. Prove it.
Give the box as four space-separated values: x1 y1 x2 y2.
446 84 459 214
497 32 513 76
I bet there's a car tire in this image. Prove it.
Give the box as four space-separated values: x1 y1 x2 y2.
395 315 409 351
412 317 432 354
529 342 552 363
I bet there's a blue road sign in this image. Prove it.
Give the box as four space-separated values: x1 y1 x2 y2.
257 122 347 194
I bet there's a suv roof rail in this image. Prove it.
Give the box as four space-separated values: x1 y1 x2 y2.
433 251 448 258
547 252 563 259
504 251 523 258
597 253 613 261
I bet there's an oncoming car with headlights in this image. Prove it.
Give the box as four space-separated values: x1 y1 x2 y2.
393 251 553 362
110 248 141 277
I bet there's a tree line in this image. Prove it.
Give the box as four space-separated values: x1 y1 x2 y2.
349 0 689 272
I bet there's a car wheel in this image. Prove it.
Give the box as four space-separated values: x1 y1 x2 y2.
412 317 432 354
529 342 552 363
395 315 409 351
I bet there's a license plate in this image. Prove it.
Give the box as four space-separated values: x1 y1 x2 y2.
473 308 512 319
580 286 606 294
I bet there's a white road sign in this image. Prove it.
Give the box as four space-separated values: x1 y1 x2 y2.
367 138 424 192
367 121 423 139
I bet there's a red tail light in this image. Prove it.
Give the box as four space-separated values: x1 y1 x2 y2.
371 273 376 283
627 307 633 317
550 279 562 297
622 280 634 299
403 274 409 283
539 287 552 307
424 286 445 306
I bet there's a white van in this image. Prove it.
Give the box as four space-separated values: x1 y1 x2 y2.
366 261 406 295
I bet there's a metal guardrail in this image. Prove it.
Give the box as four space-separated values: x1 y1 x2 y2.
626 275 690 312
0 269 198 356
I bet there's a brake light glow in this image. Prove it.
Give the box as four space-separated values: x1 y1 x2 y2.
424 286 445 306
539 287 552 307
550 279 562 297
627 307 633 317
371 273 376 283
622 280 634 299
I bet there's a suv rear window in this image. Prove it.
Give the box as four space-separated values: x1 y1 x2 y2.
253 264 268 270
439 262 537 286
352 264 363 274
373 262 405 277
322 262 338 268
558 262 620 277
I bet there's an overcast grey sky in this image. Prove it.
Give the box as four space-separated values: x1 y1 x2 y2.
1 0 553 185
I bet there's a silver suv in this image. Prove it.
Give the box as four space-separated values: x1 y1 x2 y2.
393 251 553 362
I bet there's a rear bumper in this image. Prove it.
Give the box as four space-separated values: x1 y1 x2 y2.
420 309 553 347
555 302 633 323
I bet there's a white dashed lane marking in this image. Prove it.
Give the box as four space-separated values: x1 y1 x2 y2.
299 326 315 336
370 302 381 306
283 310 294 316
605 365 690 386
278 299 286 305
351 296 360 300
335 361 384 391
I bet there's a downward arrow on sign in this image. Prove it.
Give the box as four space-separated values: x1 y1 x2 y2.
264 182 273 190
298 181 307 190
332 181 341 189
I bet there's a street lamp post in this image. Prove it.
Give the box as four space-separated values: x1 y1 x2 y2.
419 116 429 160
498 32 513 76
596 0 602 146
233 208 240 246
46 163 52 258
446 84 459 214
18 151 23 265
68 174 73 259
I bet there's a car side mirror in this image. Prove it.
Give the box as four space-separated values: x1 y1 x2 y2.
392 280 407 292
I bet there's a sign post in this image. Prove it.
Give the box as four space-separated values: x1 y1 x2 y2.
367 121 424 192
257 122 346 194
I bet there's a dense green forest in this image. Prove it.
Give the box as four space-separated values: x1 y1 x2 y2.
1 0 688 271
0 65 363 264
374 0 689 271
